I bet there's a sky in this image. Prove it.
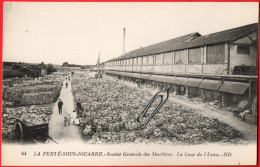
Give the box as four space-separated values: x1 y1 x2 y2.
3 2 259 65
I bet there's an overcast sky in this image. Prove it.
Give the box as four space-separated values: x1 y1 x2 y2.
3 2 258 65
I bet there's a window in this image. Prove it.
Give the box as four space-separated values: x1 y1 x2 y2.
133 58 137 65
163 52 172 65
155 54 163 65
237 45 250 54
188 48 201 64
206 44 225 64
138 57 142 65
148 55 154 65
143 56 148 65
175 50 186 64
130 59 133 66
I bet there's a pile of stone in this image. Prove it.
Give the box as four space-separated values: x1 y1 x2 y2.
71 73 245 145
3 85 61 104
2 106 52 141
21 92 59 105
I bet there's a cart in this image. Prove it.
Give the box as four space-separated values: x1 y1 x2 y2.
15 119 57 144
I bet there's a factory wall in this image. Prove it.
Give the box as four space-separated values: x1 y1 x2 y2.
104 31 257 76
229 45 257 73
104 44 230 75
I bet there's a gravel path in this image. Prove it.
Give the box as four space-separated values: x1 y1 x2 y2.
49 75 82 143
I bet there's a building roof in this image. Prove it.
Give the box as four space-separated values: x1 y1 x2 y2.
107 32 201 62
38 63 47 69
169 23 258 51
19 67 36 73
106 23 258 63
26 65 41 72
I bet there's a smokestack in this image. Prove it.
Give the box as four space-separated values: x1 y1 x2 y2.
123 28 126 54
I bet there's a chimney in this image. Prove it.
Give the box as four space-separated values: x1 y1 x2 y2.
123 28 126 54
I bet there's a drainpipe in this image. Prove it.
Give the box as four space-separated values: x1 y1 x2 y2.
227 43 231 75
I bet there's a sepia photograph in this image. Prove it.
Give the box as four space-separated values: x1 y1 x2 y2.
1 2 259 166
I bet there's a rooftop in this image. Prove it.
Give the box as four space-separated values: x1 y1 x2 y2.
106 23 258 62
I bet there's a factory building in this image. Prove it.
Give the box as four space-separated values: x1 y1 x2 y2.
105 23 257 75
103 23 258 124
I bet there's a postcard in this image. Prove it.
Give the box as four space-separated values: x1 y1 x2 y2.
1 2 258 166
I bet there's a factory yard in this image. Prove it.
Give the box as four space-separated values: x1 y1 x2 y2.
71 72 255 145
2 71 256 145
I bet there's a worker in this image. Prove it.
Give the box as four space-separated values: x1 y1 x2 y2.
76 99 83 114
58 99 63 114
72 110 77 124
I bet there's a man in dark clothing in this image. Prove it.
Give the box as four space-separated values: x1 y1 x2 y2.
58 99 63 114
76 100 83 114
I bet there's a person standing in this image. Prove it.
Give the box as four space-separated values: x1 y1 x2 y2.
64 115 68 126
58 99 63 114
67 114 71 125
66 81 68 88
76 99 83 114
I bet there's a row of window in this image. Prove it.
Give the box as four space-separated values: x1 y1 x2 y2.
106 44 249 66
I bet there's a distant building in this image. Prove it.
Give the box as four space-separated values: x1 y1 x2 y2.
3 66 13 71
38 63 47 76
22 62 47 77
18 67 36 77
55 66 81 72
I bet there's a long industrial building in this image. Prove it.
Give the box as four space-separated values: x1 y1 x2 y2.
103 23 258 124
